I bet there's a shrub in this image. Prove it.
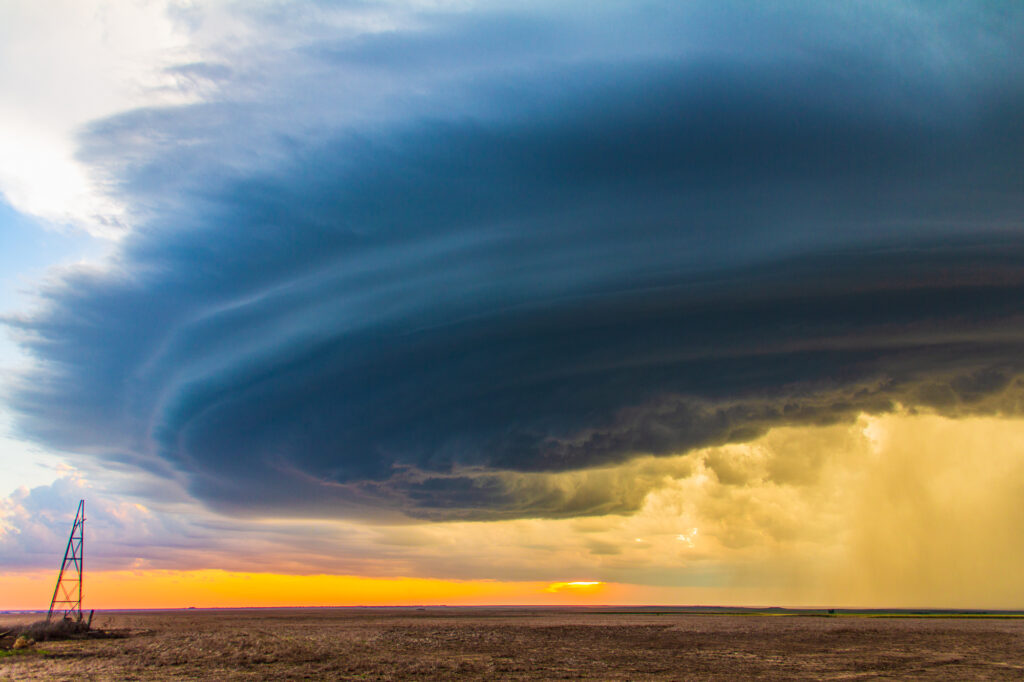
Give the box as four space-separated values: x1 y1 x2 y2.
16 618 91 642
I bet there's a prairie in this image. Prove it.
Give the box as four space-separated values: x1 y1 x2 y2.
2 607 1024 680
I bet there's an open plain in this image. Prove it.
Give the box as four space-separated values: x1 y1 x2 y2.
2 607 1024 680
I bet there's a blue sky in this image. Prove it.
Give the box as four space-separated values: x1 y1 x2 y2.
0 200 104 489
0 201 95 321
2 0 1024 608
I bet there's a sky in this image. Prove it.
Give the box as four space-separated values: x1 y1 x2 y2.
2 0 1024 610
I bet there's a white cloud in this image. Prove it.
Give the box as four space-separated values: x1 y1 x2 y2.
0 409 63 494
0 0 476 237
0 0 206 236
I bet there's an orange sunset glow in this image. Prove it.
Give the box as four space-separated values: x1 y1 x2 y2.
0 571 625 610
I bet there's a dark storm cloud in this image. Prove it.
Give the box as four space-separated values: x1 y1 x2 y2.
8 1 1024 520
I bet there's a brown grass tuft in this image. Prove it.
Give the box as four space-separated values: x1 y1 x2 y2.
12 637 35 650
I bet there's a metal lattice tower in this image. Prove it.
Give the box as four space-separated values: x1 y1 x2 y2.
47 499 85 622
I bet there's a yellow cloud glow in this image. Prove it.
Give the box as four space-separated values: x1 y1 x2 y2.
349 412 1024 609
5 412 1024 610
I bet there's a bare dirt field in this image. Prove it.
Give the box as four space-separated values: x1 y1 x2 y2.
3 607 1024 680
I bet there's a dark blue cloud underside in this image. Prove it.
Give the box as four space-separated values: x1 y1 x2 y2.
175 260 1024 477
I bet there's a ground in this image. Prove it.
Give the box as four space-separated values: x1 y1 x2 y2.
2 608 1024 680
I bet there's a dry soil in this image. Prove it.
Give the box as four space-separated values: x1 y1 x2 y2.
2 607 1024 680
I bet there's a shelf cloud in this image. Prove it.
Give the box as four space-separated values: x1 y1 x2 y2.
8 1 1024 521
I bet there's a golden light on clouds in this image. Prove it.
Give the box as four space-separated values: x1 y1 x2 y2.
342 410 1024 609
4 411 1024 610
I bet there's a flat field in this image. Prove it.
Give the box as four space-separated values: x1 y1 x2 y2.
3 607 1024 680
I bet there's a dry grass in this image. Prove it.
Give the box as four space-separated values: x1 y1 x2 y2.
13 618 92 642
2 607 1024 680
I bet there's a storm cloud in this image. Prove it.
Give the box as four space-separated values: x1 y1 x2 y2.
8 1 1024 520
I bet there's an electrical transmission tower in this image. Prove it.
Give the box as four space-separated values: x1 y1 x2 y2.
47 499 85 622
